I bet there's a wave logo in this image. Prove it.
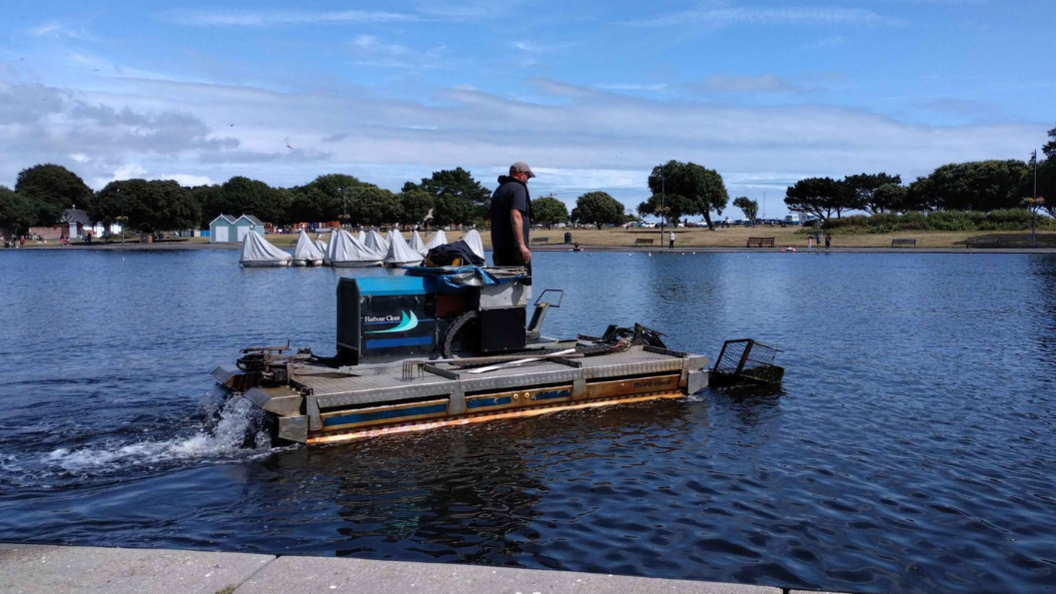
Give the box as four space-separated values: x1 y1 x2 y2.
365 310 419 334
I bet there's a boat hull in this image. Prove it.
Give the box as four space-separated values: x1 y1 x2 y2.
215 346 709 445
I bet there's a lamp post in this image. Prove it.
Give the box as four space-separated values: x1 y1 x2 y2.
116 216 128 246
659 172 665 246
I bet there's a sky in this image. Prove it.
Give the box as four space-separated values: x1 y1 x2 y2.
0 0 1053 218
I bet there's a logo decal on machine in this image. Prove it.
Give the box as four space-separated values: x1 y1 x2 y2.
365 310 419 334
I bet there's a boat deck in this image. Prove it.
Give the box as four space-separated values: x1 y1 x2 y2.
298 346 708 408
215 345 709 444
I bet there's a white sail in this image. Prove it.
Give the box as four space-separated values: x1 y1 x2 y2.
293 230 325 266
424 230 448 252
409 230 426 256
463 229 485 261
384 230 424 267
327 229 383 267
240 231 292 267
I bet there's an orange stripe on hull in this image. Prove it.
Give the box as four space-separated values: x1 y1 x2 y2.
306 391 685 445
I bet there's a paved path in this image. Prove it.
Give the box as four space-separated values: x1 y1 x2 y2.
0 543 856 594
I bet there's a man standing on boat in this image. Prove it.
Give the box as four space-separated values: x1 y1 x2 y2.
490 161 535 277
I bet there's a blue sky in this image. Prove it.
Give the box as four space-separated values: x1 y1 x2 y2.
1 0 1052 217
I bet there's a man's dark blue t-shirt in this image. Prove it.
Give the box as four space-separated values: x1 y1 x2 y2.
490 176 531 250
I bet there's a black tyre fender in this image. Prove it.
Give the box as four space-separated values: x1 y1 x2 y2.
441 310 479 359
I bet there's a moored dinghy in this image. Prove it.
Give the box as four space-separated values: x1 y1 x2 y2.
424 229 448 252
364 230 388 258
328 229 383 267
293 230 325 266
384 230 425 267
240 231 292 267
356 230 366 243
462 229 485 261
409 230 426 256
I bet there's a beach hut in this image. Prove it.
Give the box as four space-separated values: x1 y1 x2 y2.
209 215 237 243
424 230 448 253
232 215 266 243
239 231 291 267
384 230 424 267
293 230 325 266
463 229 485 261
328 229 383 267
409 230 426 256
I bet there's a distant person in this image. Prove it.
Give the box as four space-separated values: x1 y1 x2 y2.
669 231 675 250
490 161 535 276
825 233 832 250
807 235 813 251
20 235 26 248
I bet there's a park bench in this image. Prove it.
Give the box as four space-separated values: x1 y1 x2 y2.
634 238 654 247
891 238 917 248
746 237 775 248
531 237 549 245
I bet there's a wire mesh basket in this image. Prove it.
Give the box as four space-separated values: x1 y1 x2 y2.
711 339 784 387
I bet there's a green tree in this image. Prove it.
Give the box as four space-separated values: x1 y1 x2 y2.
398 189 435 226
571 192 625 229
784 177 846 220
1042 123 1056 160
1038 158 1056 218
350 186 401 227
732 196 759 222
843 173 902 213
873 184 912 214
208 176 290 225
531 195 569 228
91 179 200 233
0 186 42 235
408 168 490 226
914 160 1030 211
15 164 93 213
646 160 728 230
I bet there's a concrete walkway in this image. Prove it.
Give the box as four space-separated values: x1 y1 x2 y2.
0 543 850 594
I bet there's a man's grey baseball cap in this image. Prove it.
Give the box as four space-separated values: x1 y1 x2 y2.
511 161 536 178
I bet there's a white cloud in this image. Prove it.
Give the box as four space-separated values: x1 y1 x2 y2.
164 173 214 187
693 74 804 93
512 41 572 52
159 9 416 27
29 21 98 41
0 72 1044 209
348 35 447 69
596 83 668 91
627 7 906 28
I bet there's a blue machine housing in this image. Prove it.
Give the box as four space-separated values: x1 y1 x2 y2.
337 276 439 364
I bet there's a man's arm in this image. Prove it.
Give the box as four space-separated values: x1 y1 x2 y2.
510 209 532 264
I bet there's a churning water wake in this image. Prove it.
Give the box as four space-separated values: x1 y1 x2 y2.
1 392 280 490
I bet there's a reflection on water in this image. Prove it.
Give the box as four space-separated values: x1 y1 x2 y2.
1 250 1055 594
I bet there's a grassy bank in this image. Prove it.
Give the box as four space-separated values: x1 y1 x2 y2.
19 226 1056 250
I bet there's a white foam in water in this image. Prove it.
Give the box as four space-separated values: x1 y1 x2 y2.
39 396 276 478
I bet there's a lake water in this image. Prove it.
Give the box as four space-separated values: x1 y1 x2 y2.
0 249 1054 594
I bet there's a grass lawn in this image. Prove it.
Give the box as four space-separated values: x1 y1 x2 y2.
27 227 1056 250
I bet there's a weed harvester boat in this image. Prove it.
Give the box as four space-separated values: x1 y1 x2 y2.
213 265 781 445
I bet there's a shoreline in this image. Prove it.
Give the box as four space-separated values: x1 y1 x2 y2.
6 242 1056 255
0 542 853 594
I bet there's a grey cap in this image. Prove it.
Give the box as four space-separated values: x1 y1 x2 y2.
511 161 536 178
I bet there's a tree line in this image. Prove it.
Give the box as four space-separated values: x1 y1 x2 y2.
784 123 1056 221
0 160 728 235
0 166 512 235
